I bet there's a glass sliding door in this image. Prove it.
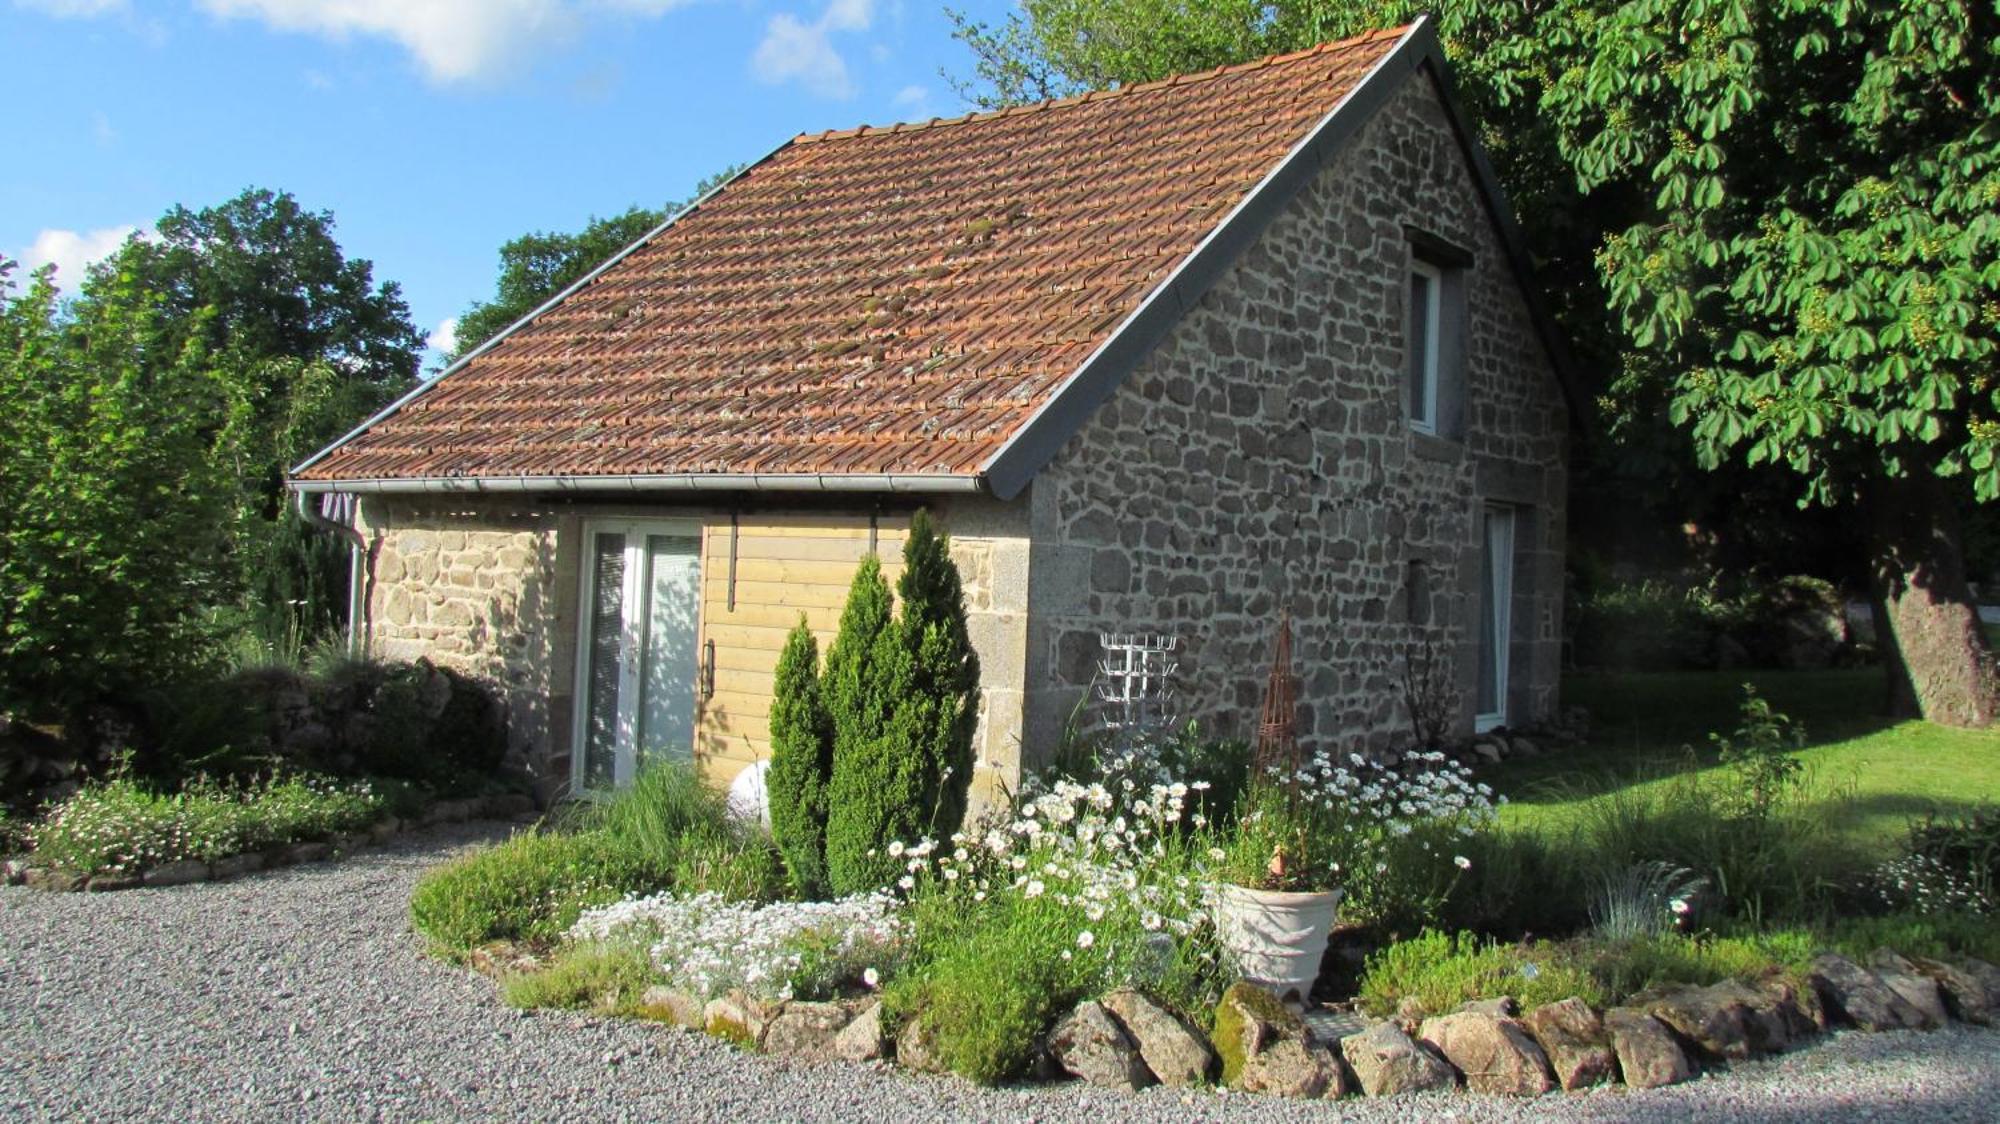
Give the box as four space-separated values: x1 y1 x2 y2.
573 521 704 793
1475 505 1515 733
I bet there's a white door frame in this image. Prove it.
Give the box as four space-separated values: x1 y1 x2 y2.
1474 504 1515 734
570 517 705 797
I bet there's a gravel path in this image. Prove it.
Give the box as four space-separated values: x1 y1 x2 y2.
4 823 1997 1123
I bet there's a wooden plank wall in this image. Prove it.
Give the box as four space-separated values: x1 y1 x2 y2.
697 515 907 786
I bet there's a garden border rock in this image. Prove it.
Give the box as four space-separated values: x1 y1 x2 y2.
12 790 539 893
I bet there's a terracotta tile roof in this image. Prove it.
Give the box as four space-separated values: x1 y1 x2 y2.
297 25 1411 485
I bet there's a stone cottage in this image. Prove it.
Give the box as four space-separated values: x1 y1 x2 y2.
290 17 1576 804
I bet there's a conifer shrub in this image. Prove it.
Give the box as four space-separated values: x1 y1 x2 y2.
766 619 833 897
822 512 981 895
822 556 900 894
887 510 981 843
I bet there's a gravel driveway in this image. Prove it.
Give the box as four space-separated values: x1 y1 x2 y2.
4 822 1997 1123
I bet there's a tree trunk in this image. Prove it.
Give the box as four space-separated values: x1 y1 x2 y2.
1866 473 1994 727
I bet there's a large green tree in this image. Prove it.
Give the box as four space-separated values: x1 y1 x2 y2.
1536 0 2000 724
93 188 425 651
451 168 744 360
950 0 2000 725
0 262 241 716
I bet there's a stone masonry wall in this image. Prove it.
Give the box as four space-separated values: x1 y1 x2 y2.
1023 69 1569 759
355 494 1030 804
356 497 568 790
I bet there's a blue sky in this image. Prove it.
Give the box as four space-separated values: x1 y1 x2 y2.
3 0 1010 364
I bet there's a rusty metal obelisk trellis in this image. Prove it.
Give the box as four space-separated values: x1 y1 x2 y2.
1253 610 1302 781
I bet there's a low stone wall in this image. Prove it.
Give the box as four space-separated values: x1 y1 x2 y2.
472 946 1999 1100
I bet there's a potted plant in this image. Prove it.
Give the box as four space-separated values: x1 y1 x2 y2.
1212 775 1347 1005
1211 749 1497 1005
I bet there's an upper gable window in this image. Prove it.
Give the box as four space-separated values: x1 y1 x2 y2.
1408 258 1444 434
1404 231 1471 441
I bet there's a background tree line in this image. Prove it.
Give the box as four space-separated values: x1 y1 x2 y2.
6 0 1996 735
948 0 2000 725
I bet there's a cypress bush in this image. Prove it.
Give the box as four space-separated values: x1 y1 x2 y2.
766 618 833 898
822 556 900 895
823 513 980 895
888 510 981 843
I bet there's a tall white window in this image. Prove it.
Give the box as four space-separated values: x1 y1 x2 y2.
573 520 704 793
1475 505 1515 733
1408 258 1443 433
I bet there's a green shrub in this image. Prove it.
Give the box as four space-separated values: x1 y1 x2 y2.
28 772 383 877
1815 911 2000 965
884 895 1086 1084
823 513 980 896
822 556 898 895
408 830 669 955
499 941 658 1014
884 510 980 844
767 619 833 897
1356 930 1604 1018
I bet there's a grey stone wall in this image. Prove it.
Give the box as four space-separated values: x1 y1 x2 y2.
355 497 571 789
1022 69 1569 760
353 493 1032 803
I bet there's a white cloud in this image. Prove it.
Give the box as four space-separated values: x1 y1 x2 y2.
13 0 128 15
196 1 584 83
753 0 875 100
18 0 716 84
428 315 459 355
18 225 137 286
891 83 930 119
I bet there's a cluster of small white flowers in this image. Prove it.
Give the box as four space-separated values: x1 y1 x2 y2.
1873 853 1995 915
28 774 381 876
570 890 907 1002
891 775 1215 948
1274 749 1499 876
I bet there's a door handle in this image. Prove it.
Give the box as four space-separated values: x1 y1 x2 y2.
701 638 716 701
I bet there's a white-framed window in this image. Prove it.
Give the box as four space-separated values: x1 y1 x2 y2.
1475 504 1516 733
1408 258 1444 434
571 518 705 795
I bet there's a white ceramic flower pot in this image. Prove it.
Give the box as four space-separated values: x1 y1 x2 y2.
1213 883 1343 1005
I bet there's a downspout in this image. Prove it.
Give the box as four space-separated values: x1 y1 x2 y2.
294 490 373 657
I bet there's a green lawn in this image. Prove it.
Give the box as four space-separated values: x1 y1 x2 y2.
1494 668 2000 856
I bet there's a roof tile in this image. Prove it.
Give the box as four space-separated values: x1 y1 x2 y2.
299 26 1408 483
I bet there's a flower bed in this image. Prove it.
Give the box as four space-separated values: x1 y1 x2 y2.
5 778 534 892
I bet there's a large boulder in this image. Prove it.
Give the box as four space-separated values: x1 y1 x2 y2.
637 985 704 1029
142 859 210 888
895 1014 947 1073
762 1000 857 1061
1867 950 1947 1029
1603 1009 1694 1089
1339 1020 1456 1097
1809 954 1929 1032
1048 1001 1154 1092
1649 978 1805 1059
833 1001 889 1062
1101 989 1216 1087
1646 983 1753 1061
1212 983 1348 1098
1522 998 1617 1091
1910 957 1992 1025
1418 1011 1555 1097
704 990 781 1048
